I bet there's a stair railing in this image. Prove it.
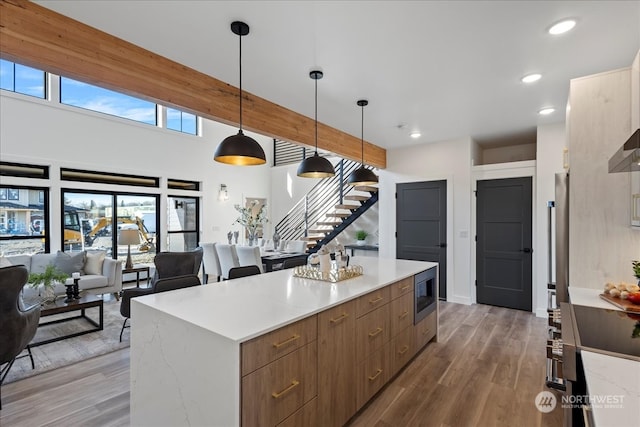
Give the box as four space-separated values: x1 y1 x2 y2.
275 159 370 242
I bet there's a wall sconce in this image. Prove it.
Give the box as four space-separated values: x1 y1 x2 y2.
218 184 229 201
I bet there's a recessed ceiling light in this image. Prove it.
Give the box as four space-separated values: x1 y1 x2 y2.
548 19 576 35
410 131 421 139
521 73 542 83
538 107 555 115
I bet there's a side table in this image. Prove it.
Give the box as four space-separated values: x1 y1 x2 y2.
122 265 150 288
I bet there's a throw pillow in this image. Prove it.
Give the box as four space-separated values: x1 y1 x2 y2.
84 251 106 275
55 250 85 275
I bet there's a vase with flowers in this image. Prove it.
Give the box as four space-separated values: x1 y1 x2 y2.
234 200 268 246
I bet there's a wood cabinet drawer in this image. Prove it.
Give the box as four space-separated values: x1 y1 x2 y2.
390 291 414 336
389 276 413 300
356 343 390 410
356 286 390 317
415 310 436 351
242 315 317 375
390 326 414 377
277 397 317 427
242 342 317 427
356 304 390 362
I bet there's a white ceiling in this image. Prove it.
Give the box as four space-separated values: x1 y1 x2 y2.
36 1 640 150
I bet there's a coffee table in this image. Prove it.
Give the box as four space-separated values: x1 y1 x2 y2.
30 294 104 347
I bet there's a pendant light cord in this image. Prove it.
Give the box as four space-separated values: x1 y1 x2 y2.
238 29 243 131
314 76 318 154
361 103 365 164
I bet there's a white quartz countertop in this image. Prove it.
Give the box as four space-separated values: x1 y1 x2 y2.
132 257 435 343
581 350 640 427
569 287 640 426
569 287 621 310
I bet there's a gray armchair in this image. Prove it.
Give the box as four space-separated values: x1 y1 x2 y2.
151 247 203 285
119 274 202 341
0 265 41 410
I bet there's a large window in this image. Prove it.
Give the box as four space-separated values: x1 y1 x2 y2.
166 107 197 135
0 186 49 255
0 59 46 98
60 77 157 125
167 196 199 251
62 190 159 266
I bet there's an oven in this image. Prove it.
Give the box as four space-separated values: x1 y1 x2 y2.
414 267 437 324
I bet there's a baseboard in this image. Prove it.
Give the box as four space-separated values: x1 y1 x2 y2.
447 295 472 305
535 307 549 318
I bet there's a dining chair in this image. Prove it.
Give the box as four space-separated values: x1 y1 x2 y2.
215 244 240 280
200 242 221 283
281 257 307 269
228 265 261 279
284 240 307 253
236 245 264 273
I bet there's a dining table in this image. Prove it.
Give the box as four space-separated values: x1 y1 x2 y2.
260 250 308 272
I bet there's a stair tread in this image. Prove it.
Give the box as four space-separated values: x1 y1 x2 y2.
302 236 323 241
354 185 378 192
326 213 350 218
335 204 360 210
344 195 369 201
317 221 342 226
308 229 330 234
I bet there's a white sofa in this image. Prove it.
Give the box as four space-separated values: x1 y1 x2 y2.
2 251 122 299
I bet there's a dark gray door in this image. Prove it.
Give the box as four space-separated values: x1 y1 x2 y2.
396 180 447 300
476 177 532 311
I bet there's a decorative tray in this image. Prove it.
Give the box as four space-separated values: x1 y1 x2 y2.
599 293 640 313
292 265 364 283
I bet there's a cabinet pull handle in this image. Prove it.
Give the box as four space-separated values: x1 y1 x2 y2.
273 334 300 348
368 369 383 381
368 327 383 337
399 310 409 319
330 313 349 323
422 328 431 336
272 380 300 399
369 296 383 305
400 285 410 291
398 345 409 355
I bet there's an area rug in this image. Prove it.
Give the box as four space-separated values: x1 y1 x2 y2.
4 297 129 384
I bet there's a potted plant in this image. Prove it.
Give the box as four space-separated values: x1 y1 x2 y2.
356 230 368 246
28 264 69 303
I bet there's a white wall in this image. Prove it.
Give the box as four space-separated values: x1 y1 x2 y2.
380 137 472 305
0 91 273 249
535 122 567 317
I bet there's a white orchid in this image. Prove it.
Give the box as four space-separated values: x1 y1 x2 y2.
234 200 268 241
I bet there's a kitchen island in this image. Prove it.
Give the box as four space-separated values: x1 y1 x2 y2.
130 257 437 427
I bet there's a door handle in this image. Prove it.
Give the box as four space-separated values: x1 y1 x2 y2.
521 248 533 253
438 243 447 248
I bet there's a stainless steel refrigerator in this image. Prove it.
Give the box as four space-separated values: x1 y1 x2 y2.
546 172 569 391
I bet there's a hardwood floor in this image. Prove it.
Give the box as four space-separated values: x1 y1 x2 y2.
0 302 562 427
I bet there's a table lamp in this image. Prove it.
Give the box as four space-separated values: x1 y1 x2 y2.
119 228 140 270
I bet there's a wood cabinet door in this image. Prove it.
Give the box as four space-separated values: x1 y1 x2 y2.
356 343 390 411
415 310 437 351
356 304 391 363
317 300 357 427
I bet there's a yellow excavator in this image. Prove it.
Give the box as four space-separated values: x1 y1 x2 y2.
84 216 154 251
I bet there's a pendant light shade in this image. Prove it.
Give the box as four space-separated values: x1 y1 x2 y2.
297 70 335 178
347 99 378 185
214 21 266 166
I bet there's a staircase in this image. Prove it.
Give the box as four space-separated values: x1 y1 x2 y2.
274 159 378 253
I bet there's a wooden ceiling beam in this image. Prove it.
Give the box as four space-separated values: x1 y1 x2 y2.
0 0 386 168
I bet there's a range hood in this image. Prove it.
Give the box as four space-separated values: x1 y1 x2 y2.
608 128 640 173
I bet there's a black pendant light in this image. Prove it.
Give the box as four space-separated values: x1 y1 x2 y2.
297 70 336 178
347 99 378 185
214 21 266 166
